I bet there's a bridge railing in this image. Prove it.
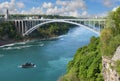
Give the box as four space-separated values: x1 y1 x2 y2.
7 18 106 21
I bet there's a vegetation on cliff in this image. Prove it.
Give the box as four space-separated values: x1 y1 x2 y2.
100 7 120 57
100 7 120 77
59 37 103 81
28 22 74 39
115 60 120 75
0 21 21 40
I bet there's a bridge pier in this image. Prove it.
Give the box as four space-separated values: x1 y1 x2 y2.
21 21 24 35
24 21 27 33
19 21 21 34
99 21 101 31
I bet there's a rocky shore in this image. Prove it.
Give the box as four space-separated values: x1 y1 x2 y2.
0 35 63 47
0 39 15 46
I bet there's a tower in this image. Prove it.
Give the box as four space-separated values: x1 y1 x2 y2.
4 9 9 20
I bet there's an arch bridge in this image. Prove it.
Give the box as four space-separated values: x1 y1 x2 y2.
12 18 106 36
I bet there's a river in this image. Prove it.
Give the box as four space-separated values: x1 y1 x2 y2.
0 26 98 81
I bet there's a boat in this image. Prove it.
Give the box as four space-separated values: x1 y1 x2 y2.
19 62 36 68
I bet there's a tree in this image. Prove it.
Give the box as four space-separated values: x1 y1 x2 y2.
100 6 120 56
106 7 120 35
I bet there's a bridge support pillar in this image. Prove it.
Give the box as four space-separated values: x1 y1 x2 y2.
21 21 24 35
88 21 91 27
31 21 34 27
98 21 101 31
93 21 96 29
30 21 32 28
103 21 106 28
24 21 27 33
18 21 21 34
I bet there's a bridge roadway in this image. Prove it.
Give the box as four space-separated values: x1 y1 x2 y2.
8 18 106 36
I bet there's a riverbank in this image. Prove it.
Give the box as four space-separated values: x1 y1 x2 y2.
0 21 73 46
0 34 67 47
0 39 15 46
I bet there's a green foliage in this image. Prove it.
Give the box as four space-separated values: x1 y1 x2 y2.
59 37 103 81
115 60 120 75
0 21 21 40
100 7 120 76
29 22 71 38
100 7 120 57
58 73 79 81
105 7 120 35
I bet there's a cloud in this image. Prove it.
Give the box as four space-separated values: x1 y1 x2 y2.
92 0 119 7
46 6 59 15
97 12 107 17
103 0 113 7
82 11 87 16
42 2 53 8
112 6 119 11
21 7 44 14
22 0 87 17
101 0 120 7
43 0 87 17
56 0 69 6
56 0 86 11
17 2 25 8
0 0 25 14
0 0 87 17
69 11 80 17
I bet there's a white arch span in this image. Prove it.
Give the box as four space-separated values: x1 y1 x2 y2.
23 20 100 36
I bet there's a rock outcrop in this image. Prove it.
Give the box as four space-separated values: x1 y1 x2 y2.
102 46 120 81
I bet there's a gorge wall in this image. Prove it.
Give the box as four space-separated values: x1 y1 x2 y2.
102 46 120 81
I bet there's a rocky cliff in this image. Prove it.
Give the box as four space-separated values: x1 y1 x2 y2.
102 46 120 81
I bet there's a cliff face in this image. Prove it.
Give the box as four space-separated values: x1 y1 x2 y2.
102 46 120 81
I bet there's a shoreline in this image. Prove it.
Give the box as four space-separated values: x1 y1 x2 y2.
0 39 15 46
0 35 66 47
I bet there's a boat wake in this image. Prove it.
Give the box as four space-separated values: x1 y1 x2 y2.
2 43 44 50
58 35 67 38
39 43 44 46
18 65 36 68
0 43 15 48
3 45 32 50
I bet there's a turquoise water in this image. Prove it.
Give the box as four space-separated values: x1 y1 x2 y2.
0 26 97 81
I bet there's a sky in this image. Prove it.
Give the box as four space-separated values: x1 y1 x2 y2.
0 0 120 17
